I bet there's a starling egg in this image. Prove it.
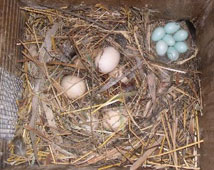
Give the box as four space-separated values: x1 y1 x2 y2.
163 34 176 46
173 29 188 41
167 47 179 61
61 75 86 99
95 46 120 74
174 42 188 53
151 27 165 42
156 40 168 56
164 22 180 34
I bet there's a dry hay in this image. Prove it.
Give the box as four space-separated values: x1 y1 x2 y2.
7 5 202 170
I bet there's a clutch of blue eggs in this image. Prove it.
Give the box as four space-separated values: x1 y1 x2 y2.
151 22 189 61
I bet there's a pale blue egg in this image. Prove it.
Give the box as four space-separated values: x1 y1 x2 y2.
156 40 168 56
162 34 175 46
151 27 165 41
174 42 188 53
173 29 188 41
164 22 180 34
167 47 179 61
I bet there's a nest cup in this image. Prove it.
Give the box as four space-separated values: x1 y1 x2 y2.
0 0 213 170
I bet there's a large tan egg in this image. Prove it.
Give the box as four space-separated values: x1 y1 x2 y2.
95 46 120 74
61 75 86 99
103 109 127 131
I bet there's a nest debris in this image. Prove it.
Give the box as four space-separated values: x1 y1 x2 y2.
7 5 202 170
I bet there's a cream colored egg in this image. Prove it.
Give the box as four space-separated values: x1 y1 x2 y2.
95 46 120 74
61 75 86 99
103 109 127 131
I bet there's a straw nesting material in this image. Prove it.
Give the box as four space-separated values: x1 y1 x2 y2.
7 5 202 170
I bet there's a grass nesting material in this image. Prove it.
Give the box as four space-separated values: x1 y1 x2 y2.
7 5 202 170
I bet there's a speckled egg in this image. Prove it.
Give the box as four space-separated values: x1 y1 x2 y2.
156 40 168 56
167 47 179 61
162 34 175 46
174 42 188 53
164 22 180 34
173 29 188 41
151 27 165 42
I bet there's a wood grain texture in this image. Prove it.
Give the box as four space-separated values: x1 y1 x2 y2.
0 0 22 74
198 1 214 170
